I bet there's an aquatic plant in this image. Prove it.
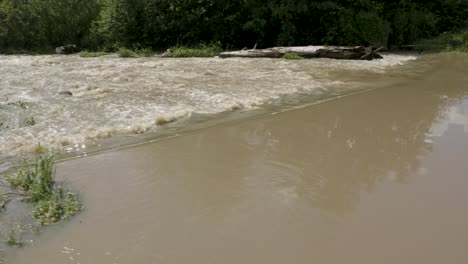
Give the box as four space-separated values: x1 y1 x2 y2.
7 154 55 202
33 194 64 225
283 53 304 60
62 192 81 219
169 42 223 58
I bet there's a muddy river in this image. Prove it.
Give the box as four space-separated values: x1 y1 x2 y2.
1 53 468 263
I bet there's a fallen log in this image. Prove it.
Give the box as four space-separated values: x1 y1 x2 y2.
219 46 383 60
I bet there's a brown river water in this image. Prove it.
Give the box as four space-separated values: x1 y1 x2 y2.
2 53 468 263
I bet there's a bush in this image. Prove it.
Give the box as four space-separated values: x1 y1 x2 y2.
169 43 223 58
118 48 139 58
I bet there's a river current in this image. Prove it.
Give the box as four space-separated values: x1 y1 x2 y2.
2 53 468 264
0 54 415 164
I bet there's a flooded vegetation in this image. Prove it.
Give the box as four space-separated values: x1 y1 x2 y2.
0 149 81 261
0 53 467 263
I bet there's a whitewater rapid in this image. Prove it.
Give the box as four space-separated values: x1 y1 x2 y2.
0 54 416 159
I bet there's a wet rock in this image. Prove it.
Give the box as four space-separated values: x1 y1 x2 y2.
58 91 73 96
55 45 80 55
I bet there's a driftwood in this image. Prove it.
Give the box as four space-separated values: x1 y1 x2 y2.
219 46 383 60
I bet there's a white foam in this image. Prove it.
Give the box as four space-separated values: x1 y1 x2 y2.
0 54 418 157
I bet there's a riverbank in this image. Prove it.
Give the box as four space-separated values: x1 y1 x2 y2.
5 53 468 264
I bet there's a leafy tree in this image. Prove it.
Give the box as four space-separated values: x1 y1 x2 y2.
1 0 467 52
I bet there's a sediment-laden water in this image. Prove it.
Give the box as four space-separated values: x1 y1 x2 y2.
0 54 416 164
2 53 468 264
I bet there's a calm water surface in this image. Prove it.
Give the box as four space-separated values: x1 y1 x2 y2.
2 53 468 263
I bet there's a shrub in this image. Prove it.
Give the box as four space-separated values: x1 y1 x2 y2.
118 48 139 58
169 43 223 58
138 47 153 57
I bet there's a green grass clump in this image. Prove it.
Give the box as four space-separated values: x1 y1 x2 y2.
6 153 82 225
169 43 223 58
79 51 109 58
33 194 64 225
7 154 55 202
283 52 304 60
118 48 140 58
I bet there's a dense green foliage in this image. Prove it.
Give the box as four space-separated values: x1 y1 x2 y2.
1 0 467 52
0 0 101 52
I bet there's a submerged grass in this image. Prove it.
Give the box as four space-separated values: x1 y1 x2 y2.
169 43 223 58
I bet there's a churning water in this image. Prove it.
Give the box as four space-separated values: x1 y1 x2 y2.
0 54 416 164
